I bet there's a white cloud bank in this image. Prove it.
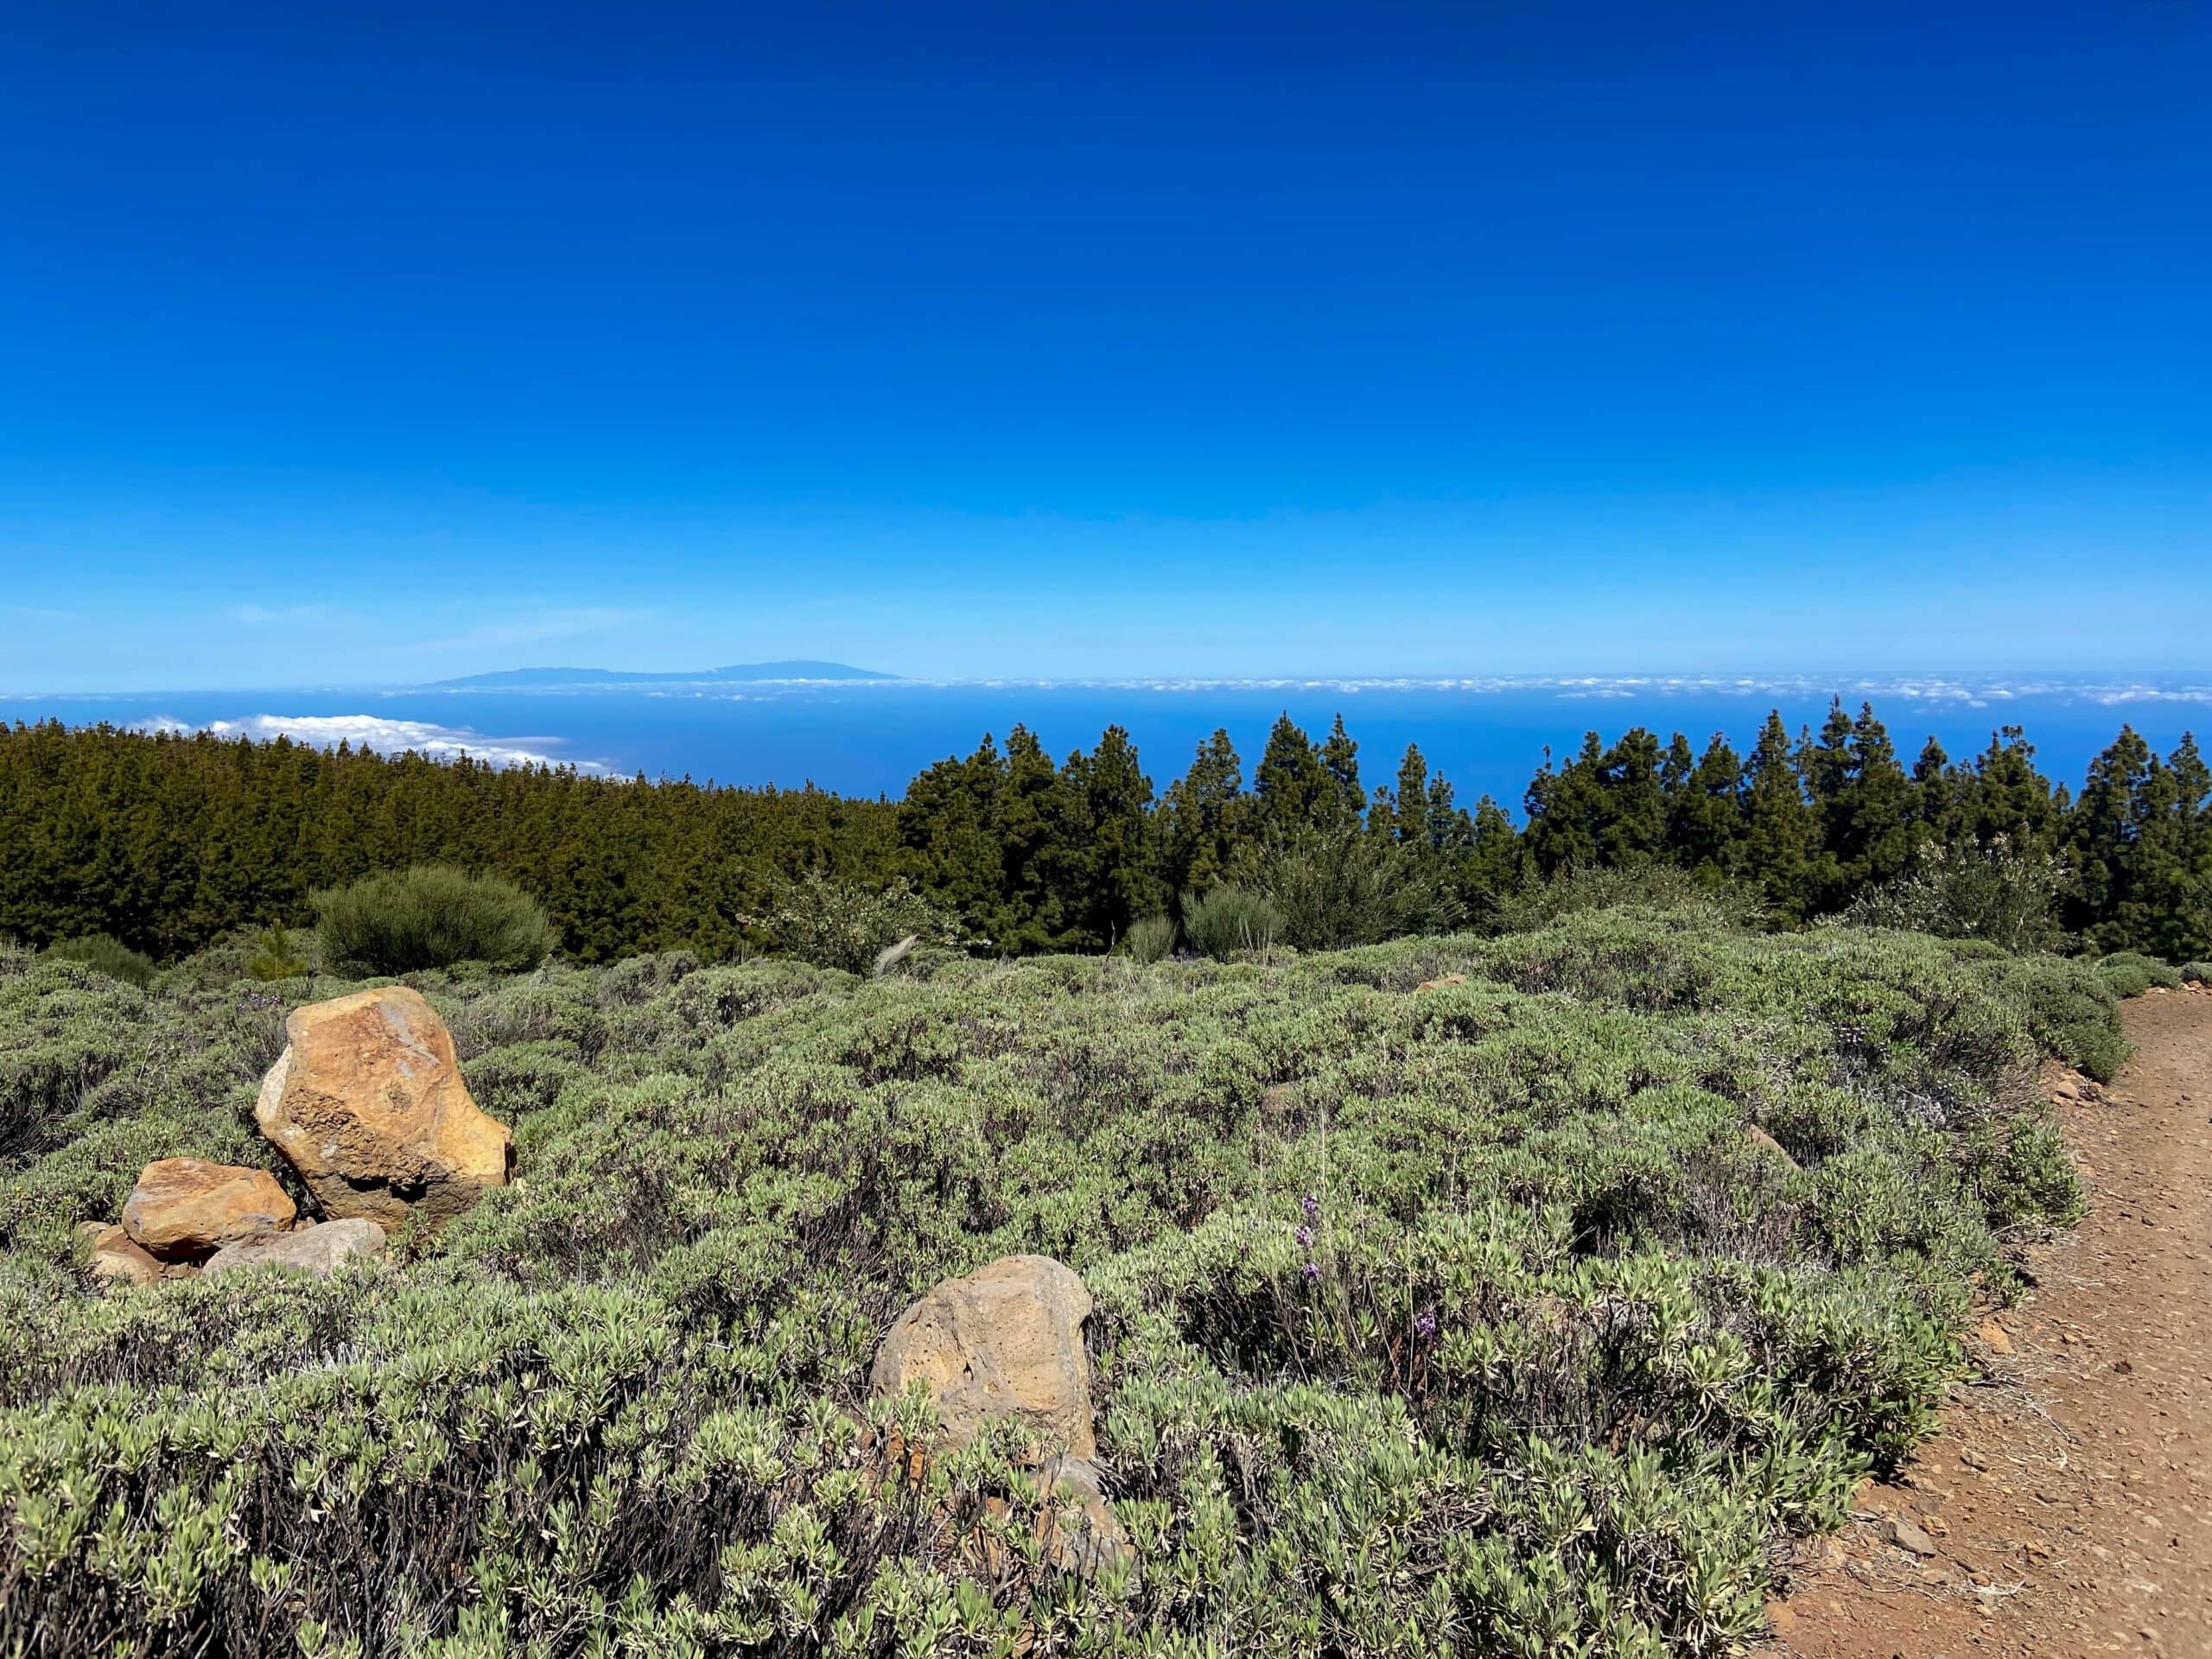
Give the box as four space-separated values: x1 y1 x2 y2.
131 714 607 772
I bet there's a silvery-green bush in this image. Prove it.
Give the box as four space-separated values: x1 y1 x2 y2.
0 908 2114 1656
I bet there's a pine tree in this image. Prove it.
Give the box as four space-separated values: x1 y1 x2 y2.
1667 733 1746 880
1523 734 1606 875
1319 715 1365 830
1389 745 1430 846
1743 711 1816 919
1596 728 1668 866
1844 703 1917 890
2063 726 2152 947
1252 714 1337 845
1912 736 1958 841
1457 795 1524 925
1062 726 1164 947
1954 727 2066 852
1159 728 1248 896
898 735 1012 946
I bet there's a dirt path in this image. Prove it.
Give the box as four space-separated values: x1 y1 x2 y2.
1769 987 2212 1658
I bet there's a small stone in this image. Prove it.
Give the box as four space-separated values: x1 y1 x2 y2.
1885 1516 1938 1557
1415 973 1469 991
1977 1319 2014 1355
1034 1454 1133 1572
871 1255 1098 1457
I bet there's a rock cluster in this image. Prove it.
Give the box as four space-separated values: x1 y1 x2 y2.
869 1254 1127 1573
79 986 508 1289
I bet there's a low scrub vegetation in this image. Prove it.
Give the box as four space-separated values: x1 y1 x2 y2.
2093 950 2184 999
747 872 959 976
38 932 158 989
0 901 2122 1656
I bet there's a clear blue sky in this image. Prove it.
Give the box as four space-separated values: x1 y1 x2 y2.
3 1 2206 690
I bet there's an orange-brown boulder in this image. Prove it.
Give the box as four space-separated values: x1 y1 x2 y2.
255 986 512 1227
870 1255 1097 1458
121 1157 295 1260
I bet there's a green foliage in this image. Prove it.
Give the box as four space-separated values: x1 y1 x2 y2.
1255 828 1465 950
1838 835 2068 955
243 923 313 982
1122 914 1178 963
1179 884 1283 959
313 866 556 975
5 708 2206 968
1490 863 1766 936
0 720 899 963
0 909 2104 1656
748 872 958 975
1959 949 2131 1082
39 932 157 988
2064 728 2212 962
2094 950 2183 999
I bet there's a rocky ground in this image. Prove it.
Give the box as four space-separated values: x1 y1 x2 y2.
1769 987 2212 1658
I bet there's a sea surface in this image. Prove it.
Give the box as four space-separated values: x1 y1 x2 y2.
9 676 2211 813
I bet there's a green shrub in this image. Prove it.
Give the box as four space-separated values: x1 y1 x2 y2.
38 933 156 988
746 871 957 975
1967 950 2131 1081
1491 863 1766 935
1179 884 1283 960
1256 828 1465 950
1840 835 2067 954
2095 950 2182 999
2183 961 2210 986
1123 913 1177 963
313 865 555 975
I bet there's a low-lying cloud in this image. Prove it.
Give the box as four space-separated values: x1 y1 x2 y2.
131 714 607 772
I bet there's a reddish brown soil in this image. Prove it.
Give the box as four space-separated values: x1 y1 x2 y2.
1768 986 2212 1659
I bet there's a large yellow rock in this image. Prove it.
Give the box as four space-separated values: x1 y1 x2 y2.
121 1157 295 1260
869 1255 1097 1457
256 986 512 1227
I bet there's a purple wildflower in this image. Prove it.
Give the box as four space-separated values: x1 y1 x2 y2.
1294 1224 1313 1249
1301 1262 1322 1282
1414 1310 1438 1339
1300 1193 1319 1220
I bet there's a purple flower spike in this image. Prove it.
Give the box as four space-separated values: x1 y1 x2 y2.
1414 1311 1438 1338
1301 1193 1320 1220
1301 1262 1322 1282
1294 1225 1313 1249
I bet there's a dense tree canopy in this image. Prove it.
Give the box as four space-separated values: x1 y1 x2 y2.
3 700 2207 964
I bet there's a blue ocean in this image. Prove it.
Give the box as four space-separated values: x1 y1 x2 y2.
8 676 2209 812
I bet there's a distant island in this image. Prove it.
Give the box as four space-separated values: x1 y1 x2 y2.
425 660 898 688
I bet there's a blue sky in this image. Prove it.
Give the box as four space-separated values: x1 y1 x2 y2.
3 1 2206 690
